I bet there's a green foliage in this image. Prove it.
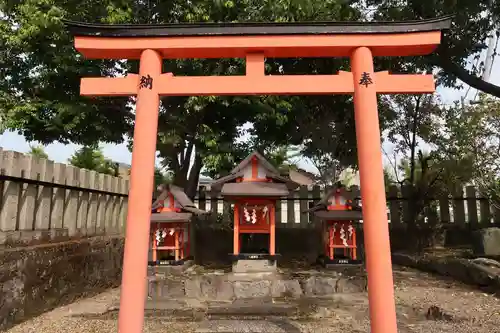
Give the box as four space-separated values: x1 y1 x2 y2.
365 0 500 95
27 143 49 159
154 167 172 188
383 91 500 228
2 0 500 197
431 94 500 207
0 0 133 145
68 145 119 176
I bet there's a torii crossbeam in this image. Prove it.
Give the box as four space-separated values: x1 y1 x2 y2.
65 16 452 333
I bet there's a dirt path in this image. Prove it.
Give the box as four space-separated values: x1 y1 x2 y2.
4 266 500 333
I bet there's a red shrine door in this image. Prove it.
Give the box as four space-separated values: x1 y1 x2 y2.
233 199 276 256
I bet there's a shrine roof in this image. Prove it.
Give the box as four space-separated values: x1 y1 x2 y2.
314 210 363 221
305 183 363 220
221 182 289 197
150 212 193 223
151 184 208 216
230 151 279 175
64 16 452 38
312 185 360 208
210 151 299 196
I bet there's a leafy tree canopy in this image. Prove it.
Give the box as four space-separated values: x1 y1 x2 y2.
1 0 500 198
68 145 119 176
27 143 49 159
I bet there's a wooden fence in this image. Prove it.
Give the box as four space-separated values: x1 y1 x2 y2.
2 148 499 246
194 184 500 229
0 149 129 245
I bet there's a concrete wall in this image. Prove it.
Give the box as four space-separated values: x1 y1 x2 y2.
0 149 129 246
0 236 124 330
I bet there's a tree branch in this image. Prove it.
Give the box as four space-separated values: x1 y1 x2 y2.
438 45 500 98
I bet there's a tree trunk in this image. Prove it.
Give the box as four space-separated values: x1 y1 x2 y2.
186 153 203 199
170 141 195 189
173 168 188 188
409 96 421 186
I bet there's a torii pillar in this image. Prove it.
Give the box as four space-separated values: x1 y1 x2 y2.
351 47 395 331
118 49 162 332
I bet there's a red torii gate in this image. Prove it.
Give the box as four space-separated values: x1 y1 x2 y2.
65 16 452 333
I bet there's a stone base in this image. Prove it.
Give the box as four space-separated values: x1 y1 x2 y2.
324 259 363 269
472 227 500 256
232 259 277 274
148 260 194 276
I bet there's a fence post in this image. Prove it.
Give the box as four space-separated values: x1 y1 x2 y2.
210 187 218 217
438 192 451 224
286 188 295 228
51 163 66 232
111 177 121 234
64 165 79 236
223 199 231 219
388 185 401 227
0 151 22 237
104 174 114 233
275 194 282 225
401 185 413 226
299 185 308 227
479 197 492 225
120 179 130 233
493 203 500 224
87 170 99 236
77 169 90 236
198 186 206 211
96 173 107 235
38 159 54 231
308 185 321 228
465 186 479 227
18 154 38 231
453 187 466 226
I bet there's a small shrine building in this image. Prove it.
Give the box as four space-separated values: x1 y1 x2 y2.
210 151 299 267
306 183 363 266
149 184 207 265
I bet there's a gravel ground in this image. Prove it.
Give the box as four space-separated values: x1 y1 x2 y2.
4 266 500 333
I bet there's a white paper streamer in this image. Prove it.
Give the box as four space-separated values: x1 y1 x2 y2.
340 225 348 247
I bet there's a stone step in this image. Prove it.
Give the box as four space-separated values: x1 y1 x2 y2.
195 319 299 333
207 300 297 317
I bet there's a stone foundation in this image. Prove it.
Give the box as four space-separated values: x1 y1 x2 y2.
147 260 194 276
147 267 367 303
0 236 124 331
232 259 277 274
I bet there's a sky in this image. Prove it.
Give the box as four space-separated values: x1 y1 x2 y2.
1 56 499 175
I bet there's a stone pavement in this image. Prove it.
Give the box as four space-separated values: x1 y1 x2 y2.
4 266 500 333
195 319 296 333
